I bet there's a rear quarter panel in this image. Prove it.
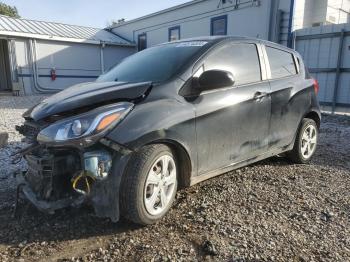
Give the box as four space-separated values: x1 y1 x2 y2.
269 75 315 149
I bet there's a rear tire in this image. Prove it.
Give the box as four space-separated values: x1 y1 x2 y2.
286 118 318 164
120 144 178 225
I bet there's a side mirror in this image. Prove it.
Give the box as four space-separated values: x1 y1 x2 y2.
197 70 235 92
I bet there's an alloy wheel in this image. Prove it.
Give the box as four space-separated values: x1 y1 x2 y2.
301 124 317 159
144 154 177 216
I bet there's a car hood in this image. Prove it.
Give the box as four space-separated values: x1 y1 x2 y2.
24 81 152 121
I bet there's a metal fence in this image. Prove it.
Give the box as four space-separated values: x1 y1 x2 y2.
294 23 350 113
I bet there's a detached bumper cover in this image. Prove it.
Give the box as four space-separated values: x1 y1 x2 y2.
16 172 85 214
16 151 132 222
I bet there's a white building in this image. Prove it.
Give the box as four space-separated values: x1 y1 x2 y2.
111 0 295 49
111 0 350 50
2 0 349 96
0 15 135 95
103 0 350 110
293 0 350 30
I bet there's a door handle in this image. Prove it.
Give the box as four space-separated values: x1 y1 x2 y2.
254 91 268 101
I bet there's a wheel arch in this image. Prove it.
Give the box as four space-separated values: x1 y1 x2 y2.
287 109 321 151
145 139 193 188
304 110 321 128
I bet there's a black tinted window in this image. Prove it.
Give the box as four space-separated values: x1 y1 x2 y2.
204 43 261 86
266 47 297 79
138 34 147 51
169 26 180 41
211 15 227 36
97 41 208 83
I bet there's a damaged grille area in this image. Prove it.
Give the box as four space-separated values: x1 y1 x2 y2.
16 121 42 143
14 114 115 217
24 148 81 201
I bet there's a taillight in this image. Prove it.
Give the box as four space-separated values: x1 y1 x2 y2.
313 79 319 94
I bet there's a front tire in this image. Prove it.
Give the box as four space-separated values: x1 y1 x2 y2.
120 144 178 225
287 118 318 164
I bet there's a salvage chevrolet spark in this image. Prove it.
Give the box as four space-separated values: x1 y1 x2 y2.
16 36 321 225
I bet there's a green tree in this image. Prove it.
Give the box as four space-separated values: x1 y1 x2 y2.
0 2 19 18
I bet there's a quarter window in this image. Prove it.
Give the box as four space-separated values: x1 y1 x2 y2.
211 15 227 36
266 46 297 79
138 33 147 51
204 43 261 86
169 26 180 41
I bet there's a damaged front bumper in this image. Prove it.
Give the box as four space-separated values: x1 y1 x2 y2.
15 138 132 222
16 172 85 214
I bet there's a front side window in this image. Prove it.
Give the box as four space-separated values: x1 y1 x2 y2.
266 46 297 79
138 33 147 51
211 15 227 36
203 43 261 86
169 26 180 41
97 41 209 83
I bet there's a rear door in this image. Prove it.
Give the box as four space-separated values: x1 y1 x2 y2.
193 42 271 175
263 45 310 149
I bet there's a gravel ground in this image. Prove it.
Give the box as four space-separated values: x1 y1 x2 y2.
0 96 46 210
0 96 349 261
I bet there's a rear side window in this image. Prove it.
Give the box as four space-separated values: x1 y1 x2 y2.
266 46 297 79
204 43 261 86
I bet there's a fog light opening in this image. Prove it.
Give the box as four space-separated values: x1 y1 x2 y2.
72 150 112 195
84 150 112 180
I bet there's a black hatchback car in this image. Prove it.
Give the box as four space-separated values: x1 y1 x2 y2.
16 36 321 225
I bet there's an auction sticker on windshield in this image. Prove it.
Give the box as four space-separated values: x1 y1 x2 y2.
176 41 208 47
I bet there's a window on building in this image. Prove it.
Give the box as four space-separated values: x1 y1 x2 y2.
265 46 297 79
312 22 323 27
169 26 180 41
204 43 261 86
211 15 227 36
138 33 147 51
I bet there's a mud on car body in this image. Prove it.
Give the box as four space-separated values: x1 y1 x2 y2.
15 36 321 225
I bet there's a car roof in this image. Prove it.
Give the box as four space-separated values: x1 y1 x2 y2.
168 35 256 43
164 36 297 54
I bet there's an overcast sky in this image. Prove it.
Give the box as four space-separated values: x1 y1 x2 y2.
4 0 190 28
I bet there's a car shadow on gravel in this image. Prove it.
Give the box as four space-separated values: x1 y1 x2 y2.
0 157 318 246
0 154 339 247
0 202 141 247
0 113 349 260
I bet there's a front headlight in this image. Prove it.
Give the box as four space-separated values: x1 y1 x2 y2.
37 102 133 144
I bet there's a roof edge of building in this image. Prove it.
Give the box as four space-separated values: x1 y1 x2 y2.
104 28 134 43
0 15 135 45
0 30 136 46
0 14 102 31
110 0 209 29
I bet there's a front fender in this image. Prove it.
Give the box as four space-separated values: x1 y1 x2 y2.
106 98 197 174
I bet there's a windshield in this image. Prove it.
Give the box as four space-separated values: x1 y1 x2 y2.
96 41 208 83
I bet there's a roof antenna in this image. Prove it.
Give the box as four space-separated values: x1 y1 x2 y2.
217 0 233 8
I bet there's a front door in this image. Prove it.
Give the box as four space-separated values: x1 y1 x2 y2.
192 42 271 175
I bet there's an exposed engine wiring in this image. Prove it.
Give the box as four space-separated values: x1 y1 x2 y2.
72 172 96 195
